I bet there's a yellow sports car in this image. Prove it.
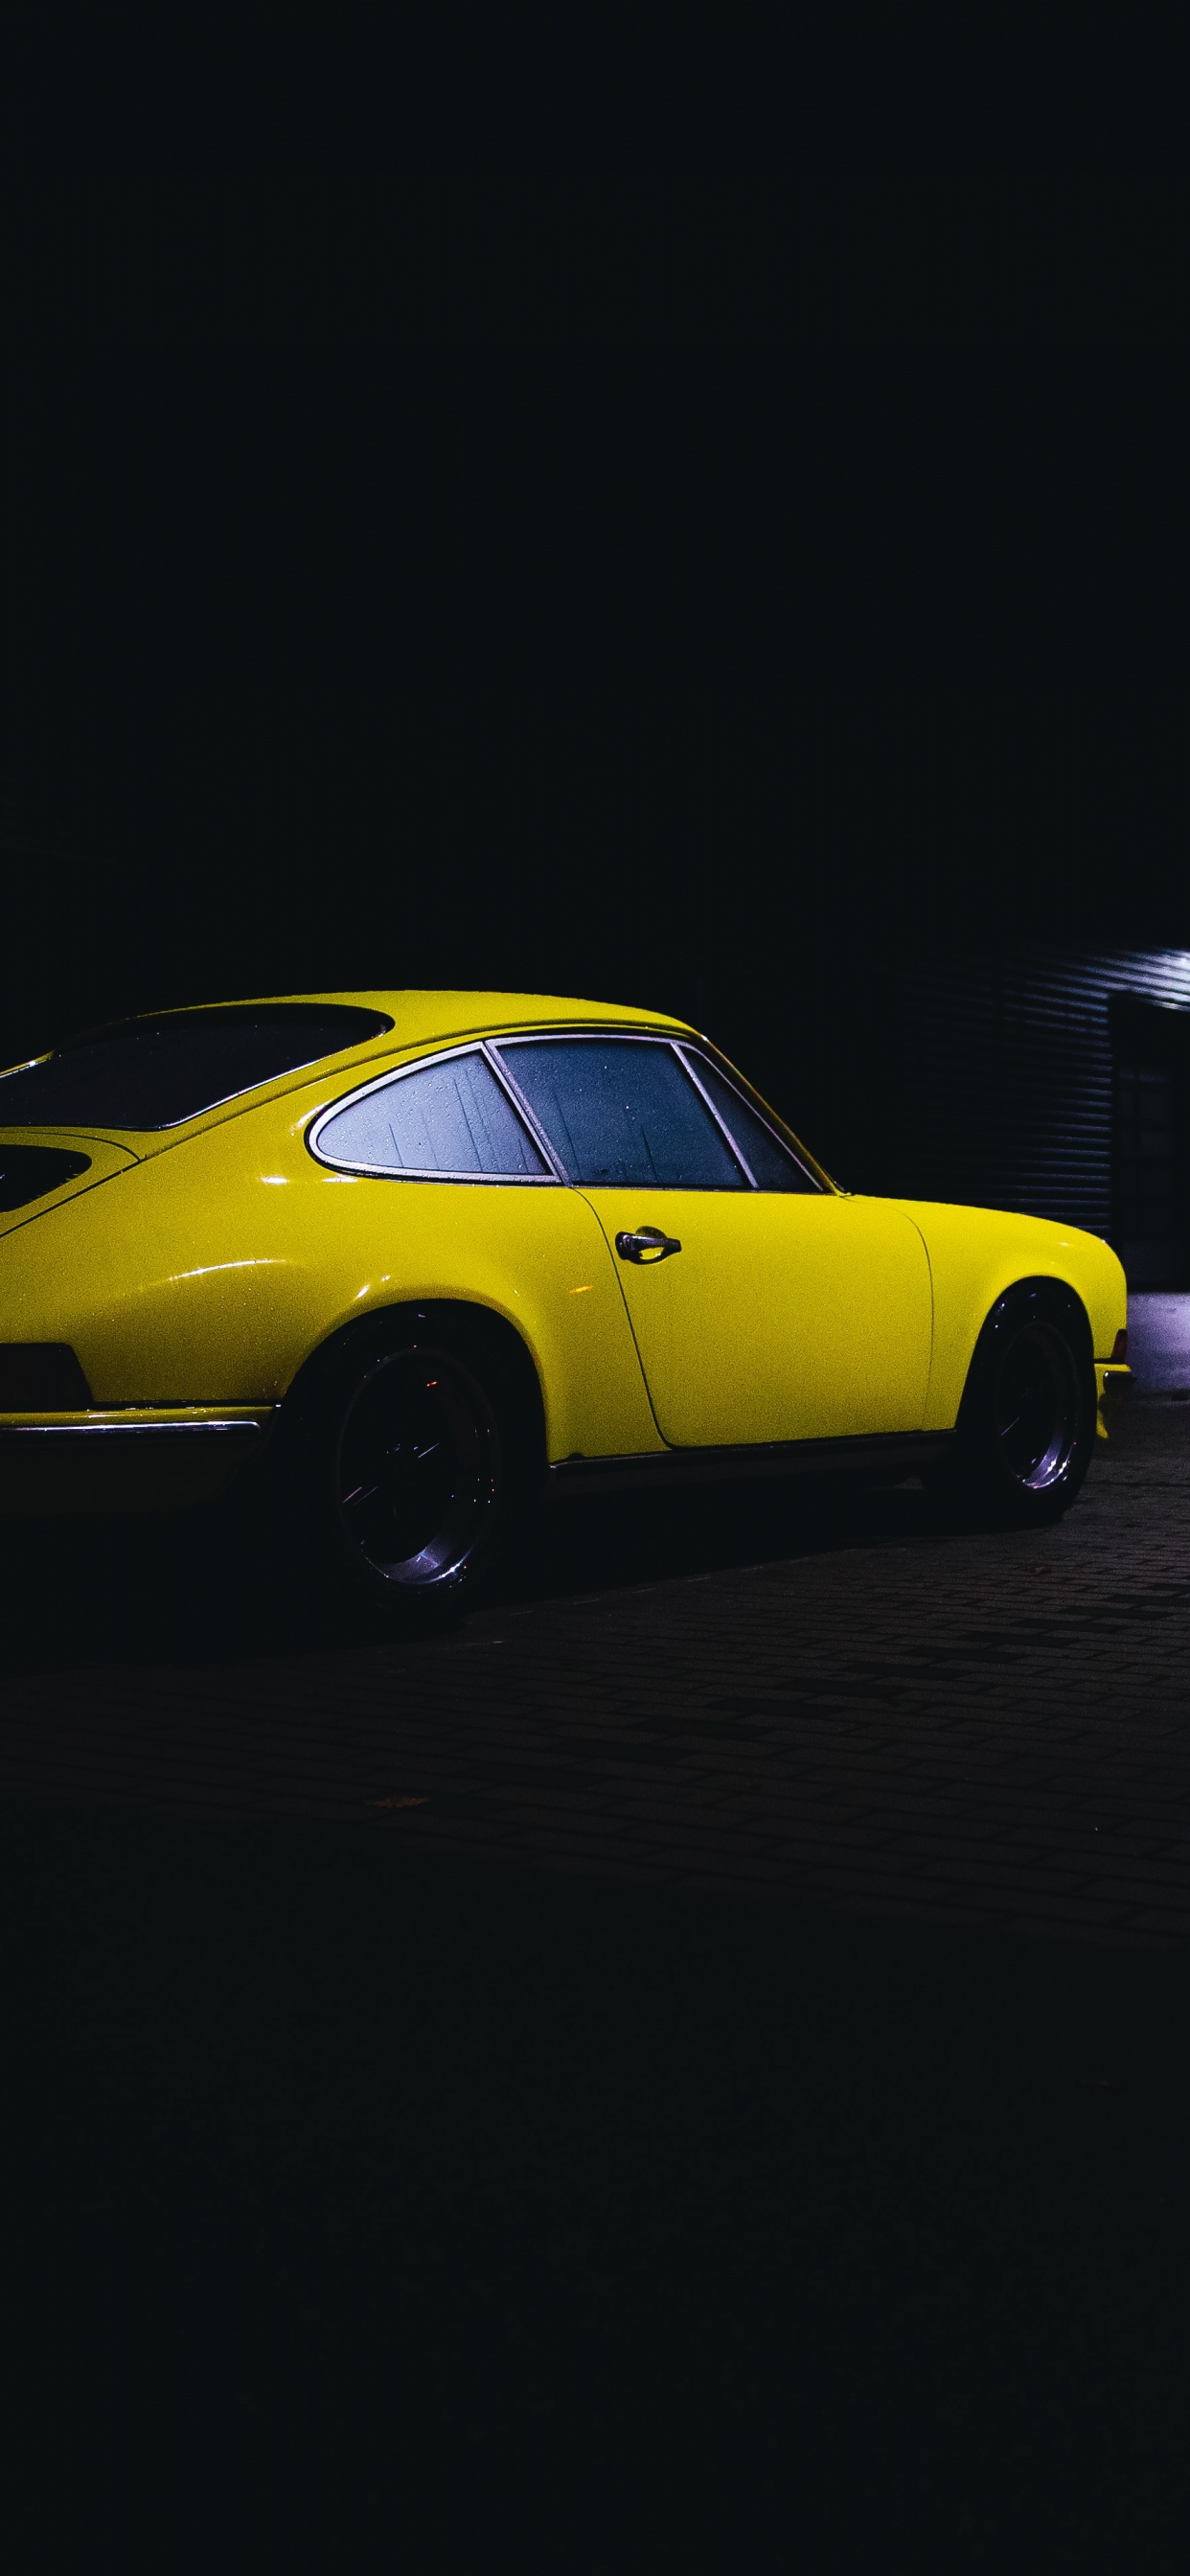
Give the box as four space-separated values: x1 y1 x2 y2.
0 990 1128 1614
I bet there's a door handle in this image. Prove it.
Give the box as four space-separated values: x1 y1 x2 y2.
614 1226 683 1265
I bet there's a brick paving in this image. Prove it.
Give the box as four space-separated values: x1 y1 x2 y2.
3 1377 1190 1950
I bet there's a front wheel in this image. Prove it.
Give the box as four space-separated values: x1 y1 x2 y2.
929 1280 1096 1531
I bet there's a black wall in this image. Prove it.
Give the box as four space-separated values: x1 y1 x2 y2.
6 39 1185 1204
673 948 1190 1278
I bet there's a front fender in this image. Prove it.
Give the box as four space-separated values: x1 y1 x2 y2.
887 1199 1128 1429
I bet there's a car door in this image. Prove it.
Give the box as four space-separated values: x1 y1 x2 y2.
493 1033 933 1448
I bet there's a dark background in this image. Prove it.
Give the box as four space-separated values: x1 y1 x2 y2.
4 34 1190 2569
6 31 1186 1191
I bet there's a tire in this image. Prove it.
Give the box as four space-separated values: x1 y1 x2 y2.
930 1278 1096 1531
275 1306 543 1632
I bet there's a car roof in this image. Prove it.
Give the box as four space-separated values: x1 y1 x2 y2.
171 989 691 1045
0 990 698 1153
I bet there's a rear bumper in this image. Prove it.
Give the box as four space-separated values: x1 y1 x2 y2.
0 1408 274 1512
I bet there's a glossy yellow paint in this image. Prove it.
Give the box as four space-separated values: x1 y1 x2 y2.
0 992 1130 1492
882 1199 1129 1425
1095 1362 1132 1437
0 1044 665 1463
578 1188 933 1441
0 1131 138 1243
11 989 684 1168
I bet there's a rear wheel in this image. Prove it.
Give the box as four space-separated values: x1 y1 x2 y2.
337 1344 500 1587
279 1310 542 1631
931 1280 1096 1530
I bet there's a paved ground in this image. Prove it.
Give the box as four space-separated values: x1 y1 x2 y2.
3 1296 1189 1951
5 1300 1190 2568
1129 1287 1190 1392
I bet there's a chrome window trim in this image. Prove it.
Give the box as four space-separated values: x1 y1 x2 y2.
489 1029 752 1190
306 1042 560 1184
479 1042 571 1181
492 1027 824 1194
673 1046 759 1185
308 1023 827 1194
674 1042 824 1193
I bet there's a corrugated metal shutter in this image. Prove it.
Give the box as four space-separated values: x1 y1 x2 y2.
719 948 1190 1255
861 948 1190 1245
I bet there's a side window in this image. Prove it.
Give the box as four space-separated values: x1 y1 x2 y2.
496 1038 747 1188
682 1053 821 1192
313 1049 549 1178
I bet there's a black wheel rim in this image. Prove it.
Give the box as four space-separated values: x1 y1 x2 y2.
995 1322 1081 1491
334 1347 500 1587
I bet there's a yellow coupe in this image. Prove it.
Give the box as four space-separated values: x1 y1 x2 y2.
0 990 1128 1614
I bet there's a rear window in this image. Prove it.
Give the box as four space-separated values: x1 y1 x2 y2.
0 1142 92 1212
0 1004 394 1132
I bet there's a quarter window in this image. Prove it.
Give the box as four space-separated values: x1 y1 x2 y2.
314 1050 548 1178
496 1038 747 1189
681 1053 820 1191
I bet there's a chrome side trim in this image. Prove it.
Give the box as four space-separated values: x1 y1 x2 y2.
0 1417 265 1440
548 1431 956 1493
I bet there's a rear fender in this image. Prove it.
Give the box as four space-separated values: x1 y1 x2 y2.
0 1098 662 1465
